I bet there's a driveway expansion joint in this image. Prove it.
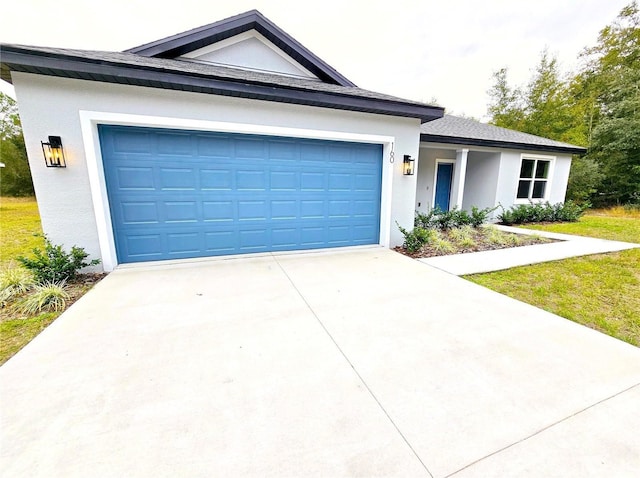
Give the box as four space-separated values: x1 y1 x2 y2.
443 381 640 478
270 253 435 478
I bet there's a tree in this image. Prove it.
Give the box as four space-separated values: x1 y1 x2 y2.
487 53 584 145
487 68 524 130
486 2 640 205
0 92 21 140
0 92 34 197
523 50 585 145
579 1 640 204
589 66 640 203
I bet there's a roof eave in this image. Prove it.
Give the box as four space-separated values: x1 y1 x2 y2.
1 49 443 123
420 134 587 155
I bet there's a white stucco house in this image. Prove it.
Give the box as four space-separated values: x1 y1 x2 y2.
0 10 585 271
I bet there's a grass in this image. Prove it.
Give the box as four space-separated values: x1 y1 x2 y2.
0 197 103 365
0 313 58 362
467 207 640 346
522 214 640 243
0 197 44 268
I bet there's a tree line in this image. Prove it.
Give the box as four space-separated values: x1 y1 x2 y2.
487 1 639 206
0 92 33 196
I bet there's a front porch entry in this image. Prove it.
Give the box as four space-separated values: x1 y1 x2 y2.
434 162 454 211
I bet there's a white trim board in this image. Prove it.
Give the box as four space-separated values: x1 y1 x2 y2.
79 110 395 271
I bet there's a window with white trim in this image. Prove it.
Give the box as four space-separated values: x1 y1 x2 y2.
516 157 551 200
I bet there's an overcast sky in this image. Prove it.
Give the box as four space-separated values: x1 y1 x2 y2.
1 0 630 120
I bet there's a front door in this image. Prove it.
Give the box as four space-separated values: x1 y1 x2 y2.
434 162 454 211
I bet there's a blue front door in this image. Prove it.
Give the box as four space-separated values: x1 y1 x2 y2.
99 125 383 264
434 162 454 211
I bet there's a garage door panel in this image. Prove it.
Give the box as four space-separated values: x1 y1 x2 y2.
202 201 234 222
159 168 197 190
112 130 153 154
270 170 297 190
268 140 298 161
235 138 266 159
116 167 155 190
200 169 233 190
271 227 299 248
236 170 267 190
99 125 381 263
124 234 164 259
120 201 160 225
204 230 236 252
166 232 201 254
196 135 233 157
164 201 199 223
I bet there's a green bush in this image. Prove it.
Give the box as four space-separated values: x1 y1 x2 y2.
17 234 100 284
470 206 495 227
397 223 435 253
415 210 438 229
414 205 496 230
498 201 586 225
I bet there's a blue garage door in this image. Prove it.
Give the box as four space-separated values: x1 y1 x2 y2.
98 125 383 264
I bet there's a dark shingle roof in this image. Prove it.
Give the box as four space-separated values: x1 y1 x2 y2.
0 43 443 123
421 115 586 154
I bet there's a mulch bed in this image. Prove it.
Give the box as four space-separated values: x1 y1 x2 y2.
1 273 107 322
394 227 555 259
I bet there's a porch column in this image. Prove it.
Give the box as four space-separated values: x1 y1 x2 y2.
451 148 468 209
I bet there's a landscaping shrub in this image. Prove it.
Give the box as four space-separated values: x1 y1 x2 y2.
485 226 512 246
400 205 499 252
0 267 34 306
415 210 438 229
498 201 586 225
14 281 70 314
397 223 434 253
449 226 477 249
429 231 455 254
470 206 495 227
415 206 497 230
17 235 101 284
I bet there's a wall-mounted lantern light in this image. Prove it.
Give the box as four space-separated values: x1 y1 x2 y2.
41 136 66 168
403 155 415 175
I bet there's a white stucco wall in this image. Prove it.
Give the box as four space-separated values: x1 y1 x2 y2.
461 152 500 212
495 151 572 209
12 73 420 270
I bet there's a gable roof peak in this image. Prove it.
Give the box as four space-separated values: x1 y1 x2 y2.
125 10 356 87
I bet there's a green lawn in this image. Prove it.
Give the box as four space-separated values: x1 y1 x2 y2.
0 197 44 268
466 210 640 346
522 214 640 243
0 197 73 365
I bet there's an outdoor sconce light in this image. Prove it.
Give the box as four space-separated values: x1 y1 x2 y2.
403 155 415 175
41 136 66 168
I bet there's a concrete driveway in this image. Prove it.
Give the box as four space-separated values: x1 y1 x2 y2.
2 248 639 477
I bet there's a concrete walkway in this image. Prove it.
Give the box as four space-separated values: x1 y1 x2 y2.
420 225 640 275
1 248 639 477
